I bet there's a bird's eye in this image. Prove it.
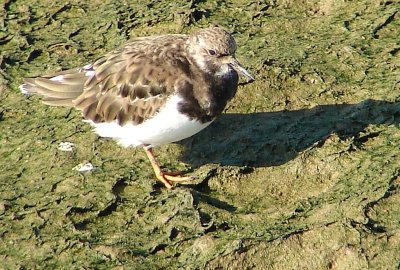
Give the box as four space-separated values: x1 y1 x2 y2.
208 49 216 56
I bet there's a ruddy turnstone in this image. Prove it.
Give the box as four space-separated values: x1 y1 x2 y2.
19 26 254 189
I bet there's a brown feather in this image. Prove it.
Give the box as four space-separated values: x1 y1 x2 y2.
82 102 98 120
73 93 98 109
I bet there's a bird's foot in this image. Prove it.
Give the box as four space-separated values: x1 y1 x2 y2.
143 146 193 189
155 171 193 189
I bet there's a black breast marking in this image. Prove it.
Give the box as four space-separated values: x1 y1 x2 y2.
177 69 239 123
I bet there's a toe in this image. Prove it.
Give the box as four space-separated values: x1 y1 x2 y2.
163 174 193 182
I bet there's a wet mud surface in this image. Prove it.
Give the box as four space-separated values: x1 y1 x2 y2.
0 0 399 269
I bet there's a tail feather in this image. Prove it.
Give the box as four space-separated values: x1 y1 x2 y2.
34 77 84 92
42 97 81 106
19 66 94 107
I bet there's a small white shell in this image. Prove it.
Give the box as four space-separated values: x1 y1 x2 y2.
73 162 94 172
58 141 75 152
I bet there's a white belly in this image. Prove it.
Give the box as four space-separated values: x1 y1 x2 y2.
86 95 212 147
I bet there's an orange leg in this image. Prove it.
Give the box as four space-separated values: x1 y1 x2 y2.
143 146 192 189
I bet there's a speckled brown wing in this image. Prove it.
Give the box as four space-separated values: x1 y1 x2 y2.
73 35 192 126
21 34 192 126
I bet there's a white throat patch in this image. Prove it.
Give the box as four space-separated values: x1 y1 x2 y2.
215 64 231 77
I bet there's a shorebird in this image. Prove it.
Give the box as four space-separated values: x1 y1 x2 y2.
20 26 254 189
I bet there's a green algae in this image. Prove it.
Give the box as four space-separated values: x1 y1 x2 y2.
1 0 400 269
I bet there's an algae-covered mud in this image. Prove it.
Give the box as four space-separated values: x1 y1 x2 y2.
1 0 399 269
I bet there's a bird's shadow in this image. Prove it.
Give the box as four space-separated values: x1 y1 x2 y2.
179 99 400 168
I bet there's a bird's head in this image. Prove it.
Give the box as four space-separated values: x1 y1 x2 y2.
188 26 254 83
